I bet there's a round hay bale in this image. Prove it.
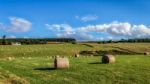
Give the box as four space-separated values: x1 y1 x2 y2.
144 52 149 55
90 55 94 57
22 57 25 59
54 57 69 69
75 54 80 58
6 57 15 61
102 54 115 64
28 57 31 59
56 55 60 58
8 57 12 60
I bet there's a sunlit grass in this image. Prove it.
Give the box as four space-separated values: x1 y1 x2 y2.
0 56 150 84
0 43 150 84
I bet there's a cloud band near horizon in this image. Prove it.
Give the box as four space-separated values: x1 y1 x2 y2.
1 17 150 40
46 21 150 41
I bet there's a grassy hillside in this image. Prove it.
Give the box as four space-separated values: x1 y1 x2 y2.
0 43 150 84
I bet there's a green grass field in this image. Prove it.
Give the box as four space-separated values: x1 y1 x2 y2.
0 43 150 84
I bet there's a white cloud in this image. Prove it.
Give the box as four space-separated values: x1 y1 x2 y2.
46 23 93 40
23 36 29 38
57 32 94 41
75 15 98 22
104 22 132 36
46 24 62 31
7 35 16 39
96 37 104 41
131 25 150 38
46 21 150 40
77 24 108 32
77 21 150 38
45 24 74 34
1 17 32 32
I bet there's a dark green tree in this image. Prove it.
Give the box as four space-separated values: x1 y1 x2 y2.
2 35 7 45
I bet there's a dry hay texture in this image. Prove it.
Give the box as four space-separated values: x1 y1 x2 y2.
5 57 15 61
102 54 115 64
0 72 29 84
54 57 69 69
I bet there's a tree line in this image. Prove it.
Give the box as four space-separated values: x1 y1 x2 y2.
0 35 76 45
0 35 150 45
96 38 150 43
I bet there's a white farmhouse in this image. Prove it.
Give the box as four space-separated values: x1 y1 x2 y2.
11 42 21 45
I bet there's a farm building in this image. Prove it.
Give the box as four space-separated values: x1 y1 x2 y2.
11 42 21 45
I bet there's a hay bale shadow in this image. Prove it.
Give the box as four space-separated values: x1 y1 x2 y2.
88 62 102 64
79 51 96 56
34 67 56 71
81 44 94 48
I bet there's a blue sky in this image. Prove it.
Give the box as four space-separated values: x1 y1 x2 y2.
0 0 150 40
